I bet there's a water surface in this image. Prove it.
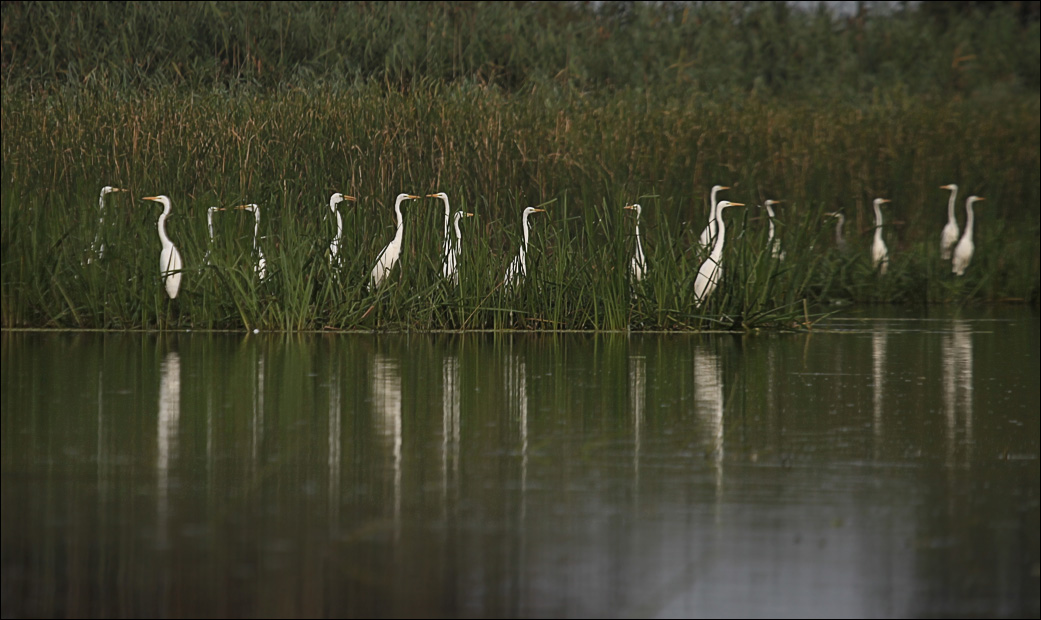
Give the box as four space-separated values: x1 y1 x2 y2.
2 308 1039 617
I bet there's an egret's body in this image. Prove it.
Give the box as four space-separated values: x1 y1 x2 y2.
825 212 847 252
235 204 267 280
204 206 222 264
698 185 730 250
428 192 461 282
764 199 785 261
143 195 183 299
871 198 892 275
327 192 355 266
625 203 647 282
952 196 983 276
939 184 960 261
445 210 474 285
693 201 744 307
88 186 126 263
369 193 421 290
504 207 545 289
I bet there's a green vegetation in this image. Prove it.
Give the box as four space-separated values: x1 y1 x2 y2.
2 2 1038 331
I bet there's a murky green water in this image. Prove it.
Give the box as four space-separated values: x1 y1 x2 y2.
3 308 1039 618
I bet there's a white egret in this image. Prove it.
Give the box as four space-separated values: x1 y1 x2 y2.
427 191 461 282
445 210 474 285
369 193 421 290
327 192 356 266
87 186 127 263
952 196 983 276
143 195 183 299
698 185 730 249
871 198 892 275
504 207 546 289
763 199 786 261
825 211 847 252
624 203 647 282
939 184 960 260
204 205 224 265
693 201 744 307
234 204 267 281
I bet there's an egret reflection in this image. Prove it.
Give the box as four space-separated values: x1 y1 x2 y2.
943 321 974 466
372 353 402 531
329 358 342 527
629 354 646 490
157 350 180 548
442 355 461 510
872 326 888 452
693 347 724 497
505 349 528 519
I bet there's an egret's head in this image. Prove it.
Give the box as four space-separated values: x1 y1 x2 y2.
940 184 958 192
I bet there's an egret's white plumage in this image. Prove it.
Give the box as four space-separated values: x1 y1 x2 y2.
327 192 355 265
698 185 730 249
939 184 960 261
504 207 545 289
825 211 847 252
235 204 267 281
143 195 183 299
624 203 647 282
204 205 224 265
427 192 463 282
369 193 421 290
952 196 983 276
764 199 785 261
88 186 126 263
693 201 743 307
871 198 892 275
444 210 474 286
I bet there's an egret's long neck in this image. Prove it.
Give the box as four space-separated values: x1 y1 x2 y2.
453 215 464 252
252 209 260 250
766 205 776 241
835 215 845 243
521 212 532 259
634 215 644 261
442 198 451 246
392 197 406 245
964 202 975 241
873 203 884 242
207 210 215 241
710 208 727 260
98 191 107 214
947 188 958 223
333 209 343 244
157 202 173 248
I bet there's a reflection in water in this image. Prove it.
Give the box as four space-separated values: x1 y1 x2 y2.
157 351 180 548
629 355 645 491
250 352 266 476
943 321 974 466
872 327 887 450
442 356 461 511
329 357 342 528
693 347 724 497
505 350 528 520
373 353 402 532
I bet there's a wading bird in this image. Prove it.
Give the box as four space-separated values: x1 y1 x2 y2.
369 193 421 290
428 191 461 282
327 192 356 266
952 196 983 276
234 203 267 281
825 211 847 252
940 184 960 260
504 207 545 289
871 198 892 275
693 201 744 307
444 210 474 286
764 199 785 261
698 185 730 250
204 205 224 264
143 195 183 299
625 203 647 282
88 186 127 263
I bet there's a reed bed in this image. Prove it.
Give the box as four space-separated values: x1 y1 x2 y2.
2 2 1038 331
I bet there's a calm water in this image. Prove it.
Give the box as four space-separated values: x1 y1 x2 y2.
2 308 1039 618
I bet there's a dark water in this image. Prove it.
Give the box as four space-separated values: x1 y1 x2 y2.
2 308 1039 618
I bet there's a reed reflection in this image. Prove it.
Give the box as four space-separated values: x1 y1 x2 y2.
251 351 266 475
329 357 342 527
372 353 402 531
157 350 180 548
